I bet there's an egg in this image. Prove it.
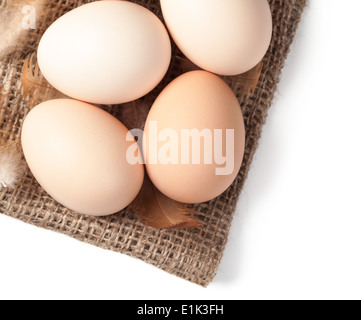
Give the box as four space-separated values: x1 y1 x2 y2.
37 1 171 105
160 0 273 76
21 99 144 216
143 71 245 204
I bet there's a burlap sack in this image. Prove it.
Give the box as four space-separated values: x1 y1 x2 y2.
0 0 307 286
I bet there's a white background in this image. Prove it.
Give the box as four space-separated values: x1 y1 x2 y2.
1 0 361 300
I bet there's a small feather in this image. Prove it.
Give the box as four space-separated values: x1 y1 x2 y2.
0 141 27 191
131 176 201 230
22 52 66 109
120 100 150 130
0 1 43 58
176 55 263 104
236 61 263 104
176 55 202 73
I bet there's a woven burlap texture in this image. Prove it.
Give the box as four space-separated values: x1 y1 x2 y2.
0 0 307 286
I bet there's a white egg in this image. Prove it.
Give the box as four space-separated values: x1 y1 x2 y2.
160 0 272 76
38 1 172 105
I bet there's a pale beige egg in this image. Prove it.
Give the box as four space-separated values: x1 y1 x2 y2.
21 99 144 216
38 1 171 105
143 71 245 204
160 0 273 76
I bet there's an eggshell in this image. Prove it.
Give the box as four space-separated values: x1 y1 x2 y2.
160 0 272 76
21 99 144 216
38 1 171 105
143 71 245 204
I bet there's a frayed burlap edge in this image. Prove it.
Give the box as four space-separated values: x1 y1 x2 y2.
0 0 307 287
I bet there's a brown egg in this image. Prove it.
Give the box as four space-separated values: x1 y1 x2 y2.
143 71 245 204
21 99 144 216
